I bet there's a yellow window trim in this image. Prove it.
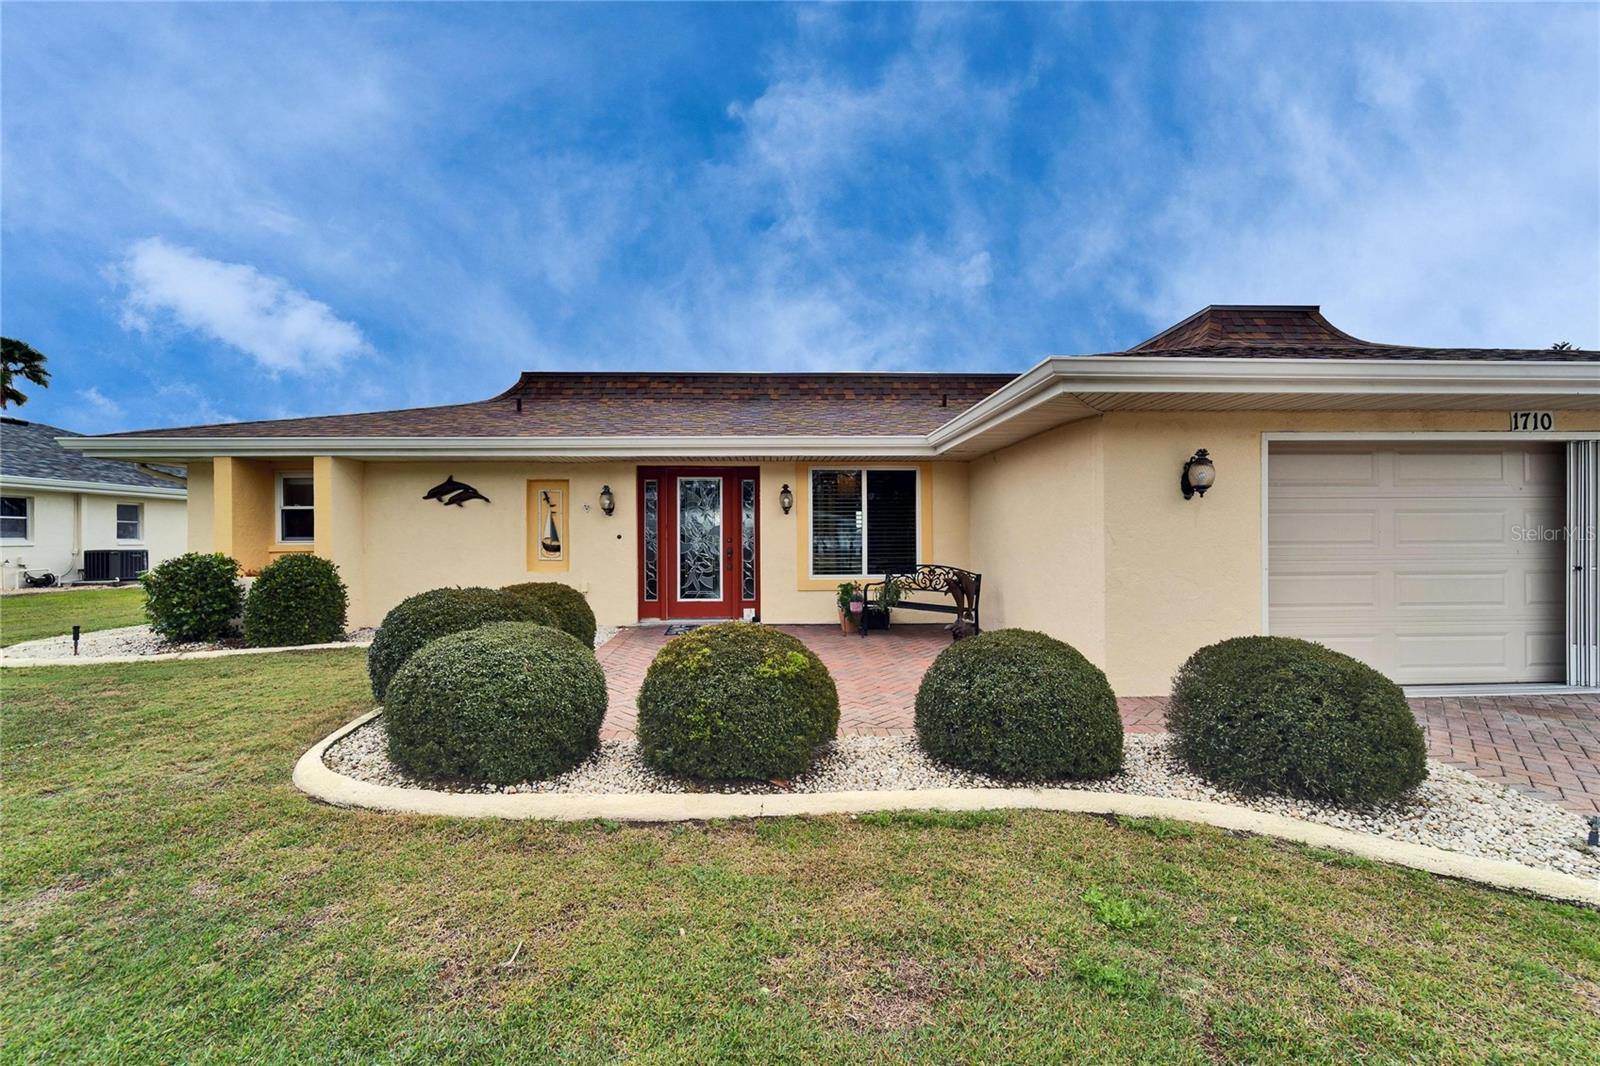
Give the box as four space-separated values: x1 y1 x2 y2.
793 462 933 592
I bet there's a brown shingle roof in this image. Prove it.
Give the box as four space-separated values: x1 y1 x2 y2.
1132 305 1382 350
110 372 1021 439
1122 305 1594 360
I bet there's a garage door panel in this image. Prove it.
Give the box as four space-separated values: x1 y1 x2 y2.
1524 449 1564 486
1269 572 1380 609
1395 509 1506 545
1270 442 1565 685
1394 570 1508 608
1394 449 1506 483
1269 510 1378 547
1271 449 1378 486
1527 568 1564 607
1528 631 1566 672
1395 633 1510 672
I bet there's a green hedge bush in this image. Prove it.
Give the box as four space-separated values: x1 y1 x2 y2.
367 587 553 701
637 622 839 780
914 629 1122 780
140 552 242 643
1166 636 1427 803
502 581 596 647
385 622 607 784
242 554 348 647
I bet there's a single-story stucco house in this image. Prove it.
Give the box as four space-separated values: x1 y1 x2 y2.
1 416 188 589
63 305 1600 695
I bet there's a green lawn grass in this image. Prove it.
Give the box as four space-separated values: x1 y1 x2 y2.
4 650 1599 1063
0 586 148 647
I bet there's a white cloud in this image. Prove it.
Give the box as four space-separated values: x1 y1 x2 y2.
78 387 122 419
113 237 371 373
153 382 233 427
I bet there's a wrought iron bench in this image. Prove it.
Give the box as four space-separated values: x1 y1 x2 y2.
860 564 982 641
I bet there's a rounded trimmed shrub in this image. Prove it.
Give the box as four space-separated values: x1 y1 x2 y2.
140 552 243 643
367 587 553 701
242 553 349 647
637 622 839 780
385 622 607 784
914 629 1122 780
1166 636 1426 803
502 581 596 647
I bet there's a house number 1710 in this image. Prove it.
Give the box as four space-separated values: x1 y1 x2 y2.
1508 411 1554 432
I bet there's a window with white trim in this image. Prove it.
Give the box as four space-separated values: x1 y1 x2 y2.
0 495 31 541
116 503 143 541
278 475 315 542
809 468 918 577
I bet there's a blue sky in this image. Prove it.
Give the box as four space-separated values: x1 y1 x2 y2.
2 3 1596 434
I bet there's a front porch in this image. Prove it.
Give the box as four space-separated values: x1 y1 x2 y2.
595 625 1600 816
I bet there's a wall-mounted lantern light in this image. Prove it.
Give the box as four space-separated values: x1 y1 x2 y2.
1181 449 1216 500
779 484 794 515
599 484 616 516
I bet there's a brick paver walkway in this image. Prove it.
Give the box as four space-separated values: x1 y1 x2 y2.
595 626 1600 816
1409 694 1600 816
596 623 951 739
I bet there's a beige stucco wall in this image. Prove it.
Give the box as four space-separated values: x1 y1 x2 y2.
315 456 368 625
186 461 214 552
354 461 639 629
190 457 974 629
975 408 1600 696
968 418 1106 663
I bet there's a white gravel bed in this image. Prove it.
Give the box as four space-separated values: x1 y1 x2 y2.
325 720 1600 880
3 623 374 659
593 625 620 649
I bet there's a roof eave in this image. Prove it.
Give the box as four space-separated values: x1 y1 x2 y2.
925 356 1600 452
0 473 188 499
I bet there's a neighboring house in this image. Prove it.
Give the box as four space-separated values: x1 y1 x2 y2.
0 416 188 589
65 306 1600 694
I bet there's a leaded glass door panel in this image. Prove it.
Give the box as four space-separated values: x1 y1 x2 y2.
637 467 759 620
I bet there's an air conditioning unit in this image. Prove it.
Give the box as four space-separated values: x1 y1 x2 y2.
81 549 149 583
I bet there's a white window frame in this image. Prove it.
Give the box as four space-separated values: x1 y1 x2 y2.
115 502 144 543
0 495 32 544
806 465 922 580
276 472 315 544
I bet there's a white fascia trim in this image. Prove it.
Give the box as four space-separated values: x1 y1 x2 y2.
927 357 1600 451
0 474 186 499
59 434 939 461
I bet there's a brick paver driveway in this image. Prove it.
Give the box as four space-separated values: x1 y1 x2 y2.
596 626 1600 815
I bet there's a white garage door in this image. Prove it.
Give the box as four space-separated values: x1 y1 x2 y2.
1268 442 1566 685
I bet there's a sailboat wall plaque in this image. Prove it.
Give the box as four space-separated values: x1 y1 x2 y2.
526 479 571 572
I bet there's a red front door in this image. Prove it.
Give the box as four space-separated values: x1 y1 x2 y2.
637 467 759 621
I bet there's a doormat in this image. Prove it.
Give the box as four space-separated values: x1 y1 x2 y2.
663 624 703 636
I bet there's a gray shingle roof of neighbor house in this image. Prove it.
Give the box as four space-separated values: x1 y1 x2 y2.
71 306 1598 443
1 416 185 488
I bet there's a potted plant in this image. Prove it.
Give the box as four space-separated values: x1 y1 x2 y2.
836 582 865 635
862 576 900 632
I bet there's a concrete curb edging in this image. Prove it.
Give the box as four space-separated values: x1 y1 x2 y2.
1 640 372 668
295 710 1600 906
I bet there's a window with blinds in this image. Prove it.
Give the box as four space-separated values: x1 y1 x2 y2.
809 468 918 576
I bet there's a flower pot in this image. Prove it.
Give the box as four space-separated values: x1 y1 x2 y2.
839 609 855 635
